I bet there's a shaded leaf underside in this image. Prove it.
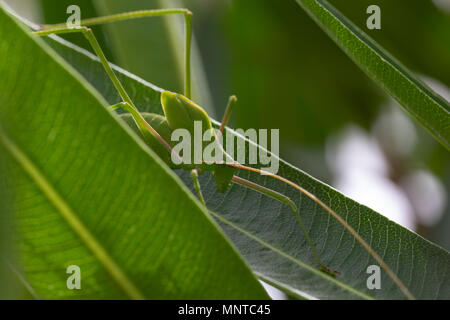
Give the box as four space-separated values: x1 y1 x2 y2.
36 28 450 299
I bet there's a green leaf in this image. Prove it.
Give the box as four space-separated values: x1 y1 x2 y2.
295 0 450 149
40 21 450 299
327 0 450 87
0 5 268 299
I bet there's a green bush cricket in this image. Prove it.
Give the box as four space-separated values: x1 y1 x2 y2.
33 8 414 299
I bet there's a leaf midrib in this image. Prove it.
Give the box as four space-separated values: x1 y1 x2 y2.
0 131 146 300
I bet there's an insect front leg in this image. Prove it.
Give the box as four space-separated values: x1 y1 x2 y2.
35 9 193 99
33 10 195 154
34 27 174 155
34 27 135 107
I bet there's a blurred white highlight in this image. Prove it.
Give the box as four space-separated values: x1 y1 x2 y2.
327 126 415 230
433 0 450 13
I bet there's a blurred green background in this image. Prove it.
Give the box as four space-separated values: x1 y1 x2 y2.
5 0 449 252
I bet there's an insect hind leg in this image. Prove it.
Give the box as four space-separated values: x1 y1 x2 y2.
231 175 339 276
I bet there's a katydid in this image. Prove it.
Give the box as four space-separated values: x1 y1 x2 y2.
33 8 414 299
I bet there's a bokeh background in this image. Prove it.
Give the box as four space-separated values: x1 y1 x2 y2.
4 0 450 299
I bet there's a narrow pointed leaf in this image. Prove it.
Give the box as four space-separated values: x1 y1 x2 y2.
295 0 450 149
0 6 268 300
